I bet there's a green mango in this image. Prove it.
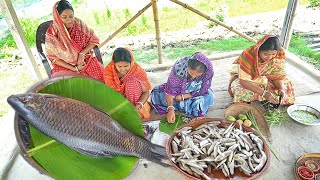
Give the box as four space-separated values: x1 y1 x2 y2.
227 116 236 122
238 114 248 120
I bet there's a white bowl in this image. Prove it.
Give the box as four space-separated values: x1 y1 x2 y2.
287 104 320 126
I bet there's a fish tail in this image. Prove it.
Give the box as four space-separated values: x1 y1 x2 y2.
146 144 170 167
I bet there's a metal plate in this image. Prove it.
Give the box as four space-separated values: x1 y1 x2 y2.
287 104 320 126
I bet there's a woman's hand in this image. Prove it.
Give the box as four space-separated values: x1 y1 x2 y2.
166 108 176 123
279 89 286 100
135 102 143 112
78 63 86 71
77 53 86 66
264 91 278 104
175 94 184 102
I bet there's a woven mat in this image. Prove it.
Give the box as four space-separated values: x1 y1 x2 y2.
147 57 320 110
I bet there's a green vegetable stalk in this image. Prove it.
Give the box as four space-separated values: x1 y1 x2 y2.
246 109 280 162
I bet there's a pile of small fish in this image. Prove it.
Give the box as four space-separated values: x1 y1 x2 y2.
170 121 268 179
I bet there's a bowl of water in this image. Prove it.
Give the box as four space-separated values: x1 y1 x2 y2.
287 104 320 126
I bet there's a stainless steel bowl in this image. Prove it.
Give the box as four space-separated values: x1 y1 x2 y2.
287 104 320 126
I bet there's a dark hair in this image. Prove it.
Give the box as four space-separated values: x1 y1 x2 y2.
112 48 131 63
188 58 207 73
259 37 281 51
57 0 74 15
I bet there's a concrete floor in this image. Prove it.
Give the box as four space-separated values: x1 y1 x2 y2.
1 51 320 180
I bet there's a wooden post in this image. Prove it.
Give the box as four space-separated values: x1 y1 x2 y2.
169 0 256 43
151 0 163 64
0 0 43 80
99 2 152 48
280 0 299 50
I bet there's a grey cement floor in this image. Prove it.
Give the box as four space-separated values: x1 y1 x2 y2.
1 51 320 180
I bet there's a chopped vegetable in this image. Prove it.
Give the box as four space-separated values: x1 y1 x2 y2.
291 110 318 124
264 109 287 126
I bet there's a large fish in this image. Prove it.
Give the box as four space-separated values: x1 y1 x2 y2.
7 93 168 166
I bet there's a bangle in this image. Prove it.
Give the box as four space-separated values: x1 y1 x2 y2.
181 94 185 101
79 52 86 57
75 66 79 72
52 59 57 64
262 89 267 97
167 106 175 111
137 101 144 109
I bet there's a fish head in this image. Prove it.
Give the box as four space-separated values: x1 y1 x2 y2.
7 93 45 117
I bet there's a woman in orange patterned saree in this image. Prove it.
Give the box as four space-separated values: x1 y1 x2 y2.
229 34 295 105
103 47 152 120
45 0 103 82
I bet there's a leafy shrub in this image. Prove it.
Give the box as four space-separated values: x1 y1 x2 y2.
124 8 131 21
20 17 40 47
93 12 100 25
309 0 320 7
106 7 112 19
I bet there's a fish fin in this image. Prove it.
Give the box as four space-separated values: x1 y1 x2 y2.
73 147 113 158
149 144 171 167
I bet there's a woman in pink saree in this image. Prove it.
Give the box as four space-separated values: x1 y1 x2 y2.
45 0 103 82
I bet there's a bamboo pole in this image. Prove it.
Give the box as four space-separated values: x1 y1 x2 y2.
169 0 256 43
152 0 163 64
99 2 152 48
280 0 299 50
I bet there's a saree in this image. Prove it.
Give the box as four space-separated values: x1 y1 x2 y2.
103 48 152 119
45 1 103 82
151 52 215 117
229 34 295 105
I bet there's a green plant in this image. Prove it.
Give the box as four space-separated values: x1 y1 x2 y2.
20 17 40 47
0 34 16 48
308 0 320 7
124 8 131 21
141 14 147 27
289 34 320 69
93 12 100 25
106 7 112 19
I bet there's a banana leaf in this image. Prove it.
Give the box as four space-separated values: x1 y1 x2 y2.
27 76 143 179
158 115 186 135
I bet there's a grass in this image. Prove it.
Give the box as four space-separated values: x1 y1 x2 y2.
289 34 320 69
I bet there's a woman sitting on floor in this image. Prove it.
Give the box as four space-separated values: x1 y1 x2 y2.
103 47 152 120
45 0 104 81
228 34 295 106
151 52 215 123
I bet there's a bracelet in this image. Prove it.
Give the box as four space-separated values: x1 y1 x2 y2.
52 59 57 64
181 94 185 101
74 66 80 73
79 52 86 57
262 89 267 97
167 106 175 111
137 101 144 109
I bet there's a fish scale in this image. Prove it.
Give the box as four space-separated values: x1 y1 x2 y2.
8 93 168 166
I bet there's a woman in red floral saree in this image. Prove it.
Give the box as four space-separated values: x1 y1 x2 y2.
45 0 103 82
229 34 295 105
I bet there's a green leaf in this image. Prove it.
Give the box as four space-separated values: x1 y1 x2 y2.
28 77 143 179
159 115 186 135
